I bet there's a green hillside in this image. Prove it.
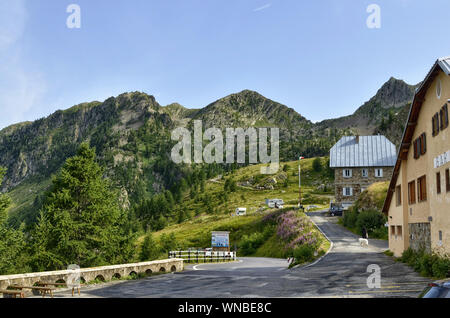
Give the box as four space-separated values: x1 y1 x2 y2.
140 158 334 265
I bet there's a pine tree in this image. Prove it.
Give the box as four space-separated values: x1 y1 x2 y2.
0 167 29 275
139 233 160 261
312 157 322 172
34 143 135 270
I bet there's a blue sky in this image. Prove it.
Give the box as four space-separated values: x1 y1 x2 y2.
1 0 450 129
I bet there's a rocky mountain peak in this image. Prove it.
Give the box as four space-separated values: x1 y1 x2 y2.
373 77 418 108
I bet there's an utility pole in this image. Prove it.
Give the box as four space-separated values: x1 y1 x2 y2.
298 156 304 211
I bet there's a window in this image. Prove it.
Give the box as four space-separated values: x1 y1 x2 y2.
343 169 352 178
446 169 450 192
437 172 442 194
413 133 427 158
417 175 427 202
420 133 427 155
391 226 395 237
395 185 402 206
375 169 383 178
439 231 443 242
440 104 449 131
408 180 416 205
397 226 403 238
413 139 419 159
362 169 368 178
343 187 353 197
432 113 440 137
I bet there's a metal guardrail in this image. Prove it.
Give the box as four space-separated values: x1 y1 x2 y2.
168 250 236 263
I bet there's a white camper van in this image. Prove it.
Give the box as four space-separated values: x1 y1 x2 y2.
267 199 284 209
235 208 247 216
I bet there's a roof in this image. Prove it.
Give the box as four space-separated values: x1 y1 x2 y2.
382 56 450 214
329 135 397 168
438 56 450 76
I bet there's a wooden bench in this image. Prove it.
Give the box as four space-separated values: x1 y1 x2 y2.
36 282 81 296
10 285 55 298
0 290 25 298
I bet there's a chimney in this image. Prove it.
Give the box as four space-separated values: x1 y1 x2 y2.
356 135 360 144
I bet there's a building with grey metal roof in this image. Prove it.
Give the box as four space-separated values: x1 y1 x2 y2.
329 135 397 168
329 135 396 208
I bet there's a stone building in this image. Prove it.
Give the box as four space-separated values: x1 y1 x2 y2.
329 135 396 208
383 56 450 257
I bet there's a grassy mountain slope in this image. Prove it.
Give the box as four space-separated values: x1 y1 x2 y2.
145 158 333 259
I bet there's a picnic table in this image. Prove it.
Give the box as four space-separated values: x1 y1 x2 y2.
36 282 81 296
10 285 55 298
0 290 25 298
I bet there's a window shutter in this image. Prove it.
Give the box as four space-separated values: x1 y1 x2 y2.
445 104 449 128
422 133 427 154
350 188 353 196
413 140 417 159
432 118 435 136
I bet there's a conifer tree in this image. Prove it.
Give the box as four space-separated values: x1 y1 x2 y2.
33 143 135 270
0 167 28 274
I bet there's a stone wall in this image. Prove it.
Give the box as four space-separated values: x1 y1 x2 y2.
334 166 394 204
0 259 183 293
409 223 432 254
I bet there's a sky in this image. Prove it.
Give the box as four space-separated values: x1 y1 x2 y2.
1 0 450 129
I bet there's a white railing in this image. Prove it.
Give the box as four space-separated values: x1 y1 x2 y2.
168 250 236 263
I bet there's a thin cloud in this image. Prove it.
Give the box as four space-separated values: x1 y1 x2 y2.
253 3 271 12
0 0 47 129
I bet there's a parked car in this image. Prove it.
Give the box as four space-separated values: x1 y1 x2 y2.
235 208 247 216
419 280 450 298
329 205 343 216
205 248 213 257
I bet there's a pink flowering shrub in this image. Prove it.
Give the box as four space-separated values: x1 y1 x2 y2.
275 211 320 253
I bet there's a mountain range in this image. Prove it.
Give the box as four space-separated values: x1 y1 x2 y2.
0 77 418 226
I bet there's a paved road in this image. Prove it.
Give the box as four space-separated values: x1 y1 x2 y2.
54 212 430 298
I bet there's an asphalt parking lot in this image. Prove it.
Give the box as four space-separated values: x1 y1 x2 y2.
52 212 430 298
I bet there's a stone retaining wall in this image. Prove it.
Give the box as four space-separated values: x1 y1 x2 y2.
0 259 183 292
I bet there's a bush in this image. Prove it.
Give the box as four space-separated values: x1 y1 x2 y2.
292 244 316 264
239 233 265 255
343 209 358 229
312 158 322 172
432 257 450 278
400 248 450 279
355 210 386 236
239 227 274 256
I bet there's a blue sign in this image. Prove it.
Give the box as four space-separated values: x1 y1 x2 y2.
212 232 230 248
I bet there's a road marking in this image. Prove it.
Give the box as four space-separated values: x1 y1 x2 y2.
193 259 242 271
348 289 422 294
344 282 428 287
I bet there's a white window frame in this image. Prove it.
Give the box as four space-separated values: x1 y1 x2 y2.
343 169 352 178
375 168 383 178
362 169 369 178
343 187 353 197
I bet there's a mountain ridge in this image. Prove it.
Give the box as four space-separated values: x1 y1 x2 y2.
0 77 417 226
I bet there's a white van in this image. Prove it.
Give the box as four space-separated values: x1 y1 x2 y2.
235 208 247 216
267 199 284 209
